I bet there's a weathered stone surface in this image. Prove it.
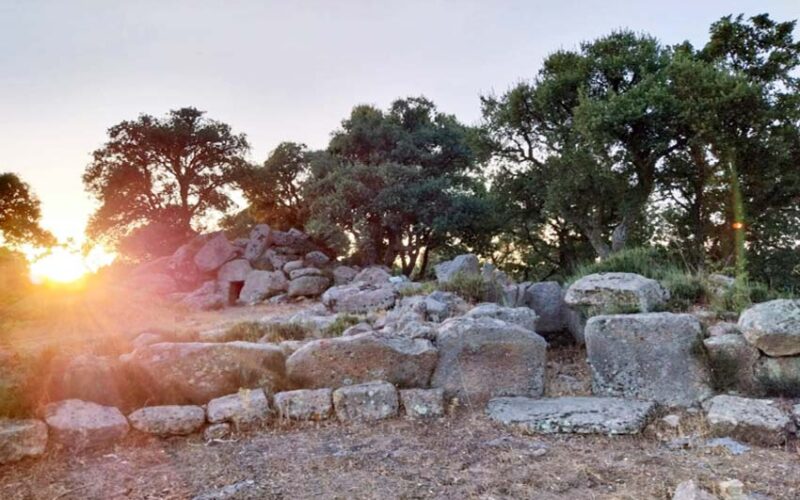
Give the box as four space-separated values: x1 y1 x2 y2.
465 303 538 332
217 259 252 283
487 396 656 435
126 342 285 405
352 266 392 285
239 270 289 304
753 355 800 396
207 389 271 427
244 224 271 262
0 419 47 464
128 405 205 436
432 317 547 405
707 321 741 337
704 334 759 393
44 400 129 450
304 251 330 267
322 283 397 313
333 381 399 422
203 423 231 440
286 333 437 389
739 299 800 356
522 281 566 333
333 265 358 285
275 389 333 420
194 233 237 273
132 333 164 350
288 267 323 280
434 254 480 284
47 354 133 410
287 275 330 298
400 388 444 419
283 259 304 274
706 395 790 446
672 480 718 500
565 272 669 315
181 281 226 311
585 313 712 406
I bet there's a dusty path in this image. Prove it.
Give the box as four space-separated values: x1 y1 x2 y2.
1 414 798 500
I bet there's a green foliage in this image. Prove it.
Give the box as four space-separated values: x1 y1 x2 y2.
221 321 310 343
437 272 504 304
0 173 55 248
322 314 363 337
398 281 437 297
83 107 249 259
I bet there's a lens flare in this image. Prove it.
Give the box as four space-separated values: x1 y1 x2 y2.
29 246 116 284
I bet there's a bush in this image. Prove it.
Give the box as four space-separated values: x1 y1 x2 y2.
398 281 437 298
322 314 364 337
221 321 310 343
661 271 708 312
438 272 504 303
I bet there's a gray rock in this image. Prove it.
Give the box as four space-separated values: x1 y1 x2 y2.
341 322 374 337
286 333 438 389
47 353 133 410
706 394 790 446
353 266 392 285
283 259 305 274
707 321 741 337
432 316 547 405
132 333 164 350
704 334 760 393
702 437 750 455
268 293 290 305
322 283 397 313
244 224 271 262
565 272 669 315
128 405 205 436
739 299 800 356
422 291 468 322
465 303 538 332
192 480 257 500
126 342 285 405
217 259 252 283
203 423 231 440
672 480 718 500
333 381 399 422
44 400 129 450
194 233 237 273
434 254 480 284
181 281 227 311
287 275 331 298
0 419 47 464
275 389 333 420
754 355 800 396
400 388 445 419
487 396 656 435
304 251 330 267
522 281 566 333
585 313 712 406
239 270 289 304
207 389 271 427
288 267 323 280
332 265 358 285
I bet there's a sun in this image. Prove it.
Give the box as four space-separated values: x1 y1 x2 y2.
29 246 116 284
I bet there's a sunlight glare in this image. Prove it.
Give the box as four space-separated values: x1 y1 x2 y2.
29 246 116 284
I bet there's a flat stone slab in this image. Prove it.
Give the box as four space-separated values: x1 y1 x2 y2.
275 389 333 421
44 399 129 450
207 389 270 428
333 381 399 422
487 396 656 435
400 388 445 419
0 419 48 464
706 394 790 446
128 405 206 436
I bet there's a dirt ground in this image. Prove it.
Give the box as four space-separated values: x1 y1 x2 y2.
1 411 799 500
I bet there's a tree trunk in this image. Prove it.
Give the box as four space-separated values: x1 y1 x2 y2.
610 216 630 254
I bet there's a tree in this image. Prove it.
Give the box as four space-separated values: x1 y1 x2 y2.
0 172 54 247
83 107 249 259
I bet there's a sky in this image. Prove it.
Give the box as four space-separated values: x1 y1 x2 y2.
1 0 798 244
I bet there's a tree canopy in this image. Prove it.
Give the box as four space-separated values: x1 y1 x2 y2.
0 172 54 248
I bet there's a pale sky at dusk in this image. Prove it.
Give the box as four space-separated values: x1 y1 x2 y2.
1 0 798 243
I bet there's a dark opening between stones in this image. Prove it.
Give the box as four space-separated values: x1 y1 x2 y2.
228 281 245 305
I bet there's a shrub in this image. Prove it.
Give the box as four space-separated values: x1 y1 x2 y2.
322 314 364 337
398 281 437 298
438 272 503 303
221 321 310 343
661 271 708 312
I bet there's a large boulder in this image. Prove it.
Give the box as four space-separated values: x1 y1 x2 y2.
487 396 656 435
217 259 252 283
333 381 399 422
321 283 397 313
275 389 333 421
304 251 330 267
180 280 227 311
585 313 712 406
464 303 538 332
125 342 285 405
239 270 288 304
333 265 358 285
127 405 205 436
753 355 800 396
703 334 760 394
47 354 135 411
286 333 437 389
434 254 480 284
0 419 47 464
244 224 271 262
739 299 800 356
432 317 547 405
706 395 790 446
44 400 129 450
207 389 271 428
565 272 669 315
194 233 237 273
352 266 392 285
288 275 331 298
521 281 566 333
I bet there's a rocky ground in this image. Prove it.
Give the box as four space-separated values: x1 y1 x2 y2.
1 408 798 500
